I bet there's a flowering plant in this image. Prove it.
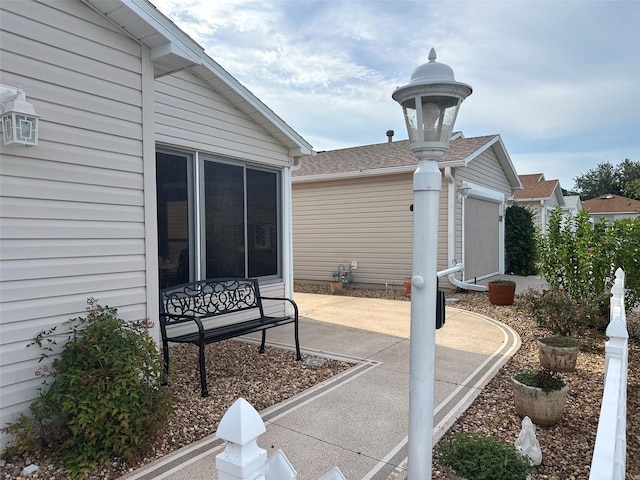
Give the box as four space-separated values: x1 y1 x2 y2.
520 286 607 337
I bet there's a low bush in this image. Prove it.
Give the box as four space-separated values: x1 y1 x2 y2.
437 433 533 480
2 298 173 477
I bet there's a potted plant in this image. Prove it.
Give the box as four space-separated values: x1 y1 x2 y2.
488 279 516 305
521 287 605 371
512 369 568 426
437 433 533 480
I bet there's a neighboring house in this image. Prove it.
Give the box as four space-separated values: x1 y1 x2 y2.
0 0 312 444
292 133 522 291
581 194 640 223
562 195 582 219
513 173 565 233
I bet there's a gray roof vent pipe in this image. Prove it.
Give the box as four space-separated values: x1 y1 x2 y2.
386 130 394 143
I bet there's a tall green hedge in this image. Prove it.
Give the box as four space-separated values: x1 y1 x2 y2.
505 205 537 275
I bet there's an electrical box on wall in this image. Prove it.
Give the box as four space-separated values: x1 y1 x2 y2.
351 261 358 269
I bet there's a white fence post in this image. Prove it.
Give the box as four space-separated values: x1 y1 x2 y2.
589 268 628 480
216 398 346 480
216 398 268 480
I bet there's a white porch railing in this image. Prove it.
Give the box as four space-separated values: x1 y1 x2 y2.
589 268 628 479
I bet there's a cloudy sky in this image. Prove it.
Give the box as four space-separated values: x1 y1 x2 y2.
151 0 639 191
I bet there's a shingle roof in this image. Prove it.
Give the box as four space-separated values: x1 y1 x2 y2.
293 135 499 177
514 173 560 200
581 194 640 214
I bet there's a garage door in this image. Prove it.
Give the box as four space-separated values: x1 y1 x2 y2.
464 196 500 280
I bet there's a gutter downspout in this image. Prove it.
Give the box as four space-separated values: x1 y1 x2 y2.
443 167 488 292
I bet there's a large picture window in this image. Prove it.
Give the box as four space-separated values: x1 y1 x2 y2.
156 151 281 288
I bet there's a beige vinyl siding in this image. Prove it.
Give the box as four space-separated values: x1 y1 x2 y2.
155 71 290 167
518 200 544 231
293 174 417 287
294 173 462 290
0 0 145 439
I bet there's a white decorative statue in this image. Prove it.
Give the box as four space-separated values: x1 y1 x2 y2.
515 416 542 466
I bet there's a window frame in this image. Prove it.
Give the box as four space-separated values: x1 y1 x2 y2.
155 147 283 286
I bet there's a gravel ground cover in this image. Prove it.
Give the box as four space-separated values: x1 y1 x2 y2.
1 283 638 479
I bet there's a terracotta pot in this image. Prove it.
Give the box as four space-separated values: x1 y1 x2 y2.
512 376 569 426
329 281 343 295
537 339 579 372
403 278 411 296
488 281 516 305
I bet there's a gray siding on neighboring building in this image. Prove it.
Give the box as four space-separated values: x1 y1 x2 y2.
0 0 146 434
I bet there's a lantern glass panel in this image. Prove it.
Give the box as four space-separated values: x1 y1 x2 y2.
420 95 461 143
401 97 419 143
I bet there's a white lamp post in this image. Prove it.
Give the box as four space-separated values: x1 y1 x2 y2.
392 48 472 479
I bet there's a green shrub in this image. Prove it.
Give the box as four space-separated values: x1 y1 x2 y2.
520 286 608 336
437 433 533 480
537 208 640 311
505 205 538 275
5 298 173 477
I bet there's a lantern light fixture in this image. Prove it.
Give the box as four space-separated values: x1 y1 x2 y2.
1 85 40 146
392 48 472 161
457 184 471 202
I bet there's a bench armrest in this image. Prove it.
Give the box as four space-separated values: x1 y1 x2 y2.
259 296 299 319
160 313 206 340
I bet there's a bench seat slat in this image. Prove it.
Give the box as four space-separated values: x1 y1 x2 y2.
165 316 295 344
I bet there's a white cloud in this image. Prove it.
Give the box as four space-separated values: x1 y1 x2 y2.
150 0 640 185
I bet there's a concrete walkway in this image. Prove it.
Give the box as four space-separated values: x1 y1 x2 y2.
120 292 521 480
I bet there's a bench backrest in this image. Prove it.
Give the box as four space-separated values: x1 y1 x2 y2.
159 278 264 327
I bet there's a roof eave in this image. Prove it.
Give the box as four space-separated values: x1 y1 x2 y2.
84 0 314 159
446 135 522 190
293 164 416 183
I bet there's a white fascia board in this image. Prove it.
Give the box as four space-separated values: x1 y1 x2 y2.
292 165 416 183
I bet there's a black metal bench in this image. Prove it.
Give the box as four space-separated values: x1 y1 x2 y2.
159 278 301 397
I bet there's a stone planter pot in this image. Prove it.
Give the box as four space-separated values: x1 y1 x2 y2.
488 281 516 305
537 338 580 372
512 376 569 426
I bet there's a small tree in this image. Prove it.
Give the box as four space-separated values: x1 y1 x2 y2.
505 205 537 275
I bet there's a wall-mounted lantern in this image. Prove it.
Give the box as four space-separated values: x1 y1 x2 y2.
1 85 40 146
